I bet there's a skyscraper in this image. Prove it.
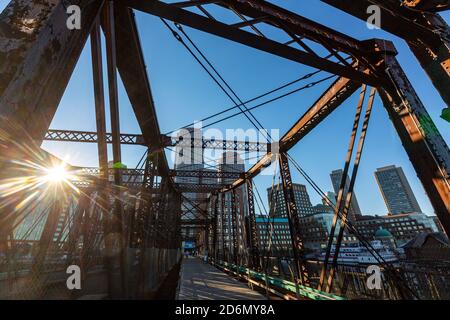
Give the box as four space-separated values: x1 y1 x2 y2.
374 165 422 214
267 183 315 218
219 152 246 258
174 127 205 243
218 152 245 185
330 169 362 220
322 191 336 206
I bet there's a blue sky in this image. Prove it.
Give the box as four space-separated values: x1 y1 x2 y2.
1 1 449 216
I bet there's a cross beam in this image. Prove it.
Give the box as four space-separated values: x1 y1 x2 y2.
222 76 361 191
322 0 450 107
44 129 271 152
123 0 383 86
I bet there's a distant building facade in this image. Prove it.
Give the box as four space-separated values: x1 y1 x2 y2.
374 165 421 214
330 169 362 220
218 152 246 259
256 211 358 253
313 204 333 214
355 213 442 246
267 183 315 218
255 215 292 253
299 212 358 251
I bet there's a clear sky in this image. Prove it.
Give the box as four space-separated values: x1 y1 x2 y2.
1 1 449 216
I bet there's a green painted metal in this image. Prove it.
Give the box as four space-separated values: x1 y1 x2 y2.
214 260 345 300
441 108 450 123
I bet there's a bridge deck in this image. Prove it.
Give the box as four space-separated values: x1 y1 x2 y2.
177 257 265 300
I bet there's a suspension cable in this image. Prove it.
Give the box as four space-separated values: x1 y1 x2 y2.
162 19 348 137
174 22 273 142
286 153 419 298
165 72 335 135
160 19 272 143
199 74 336 130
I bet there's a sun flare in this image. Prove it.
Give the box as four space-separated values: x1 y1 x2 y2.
43 164 69 183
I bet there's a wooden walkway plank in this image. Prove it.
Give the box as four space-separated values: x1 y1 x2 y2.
177 257 265 300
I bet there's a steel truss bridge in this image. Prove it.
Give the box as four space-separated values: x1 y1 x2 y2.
0 0 449 300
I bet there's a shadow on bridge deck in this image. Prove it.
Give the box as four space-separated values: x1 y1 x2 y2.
177 257 265 300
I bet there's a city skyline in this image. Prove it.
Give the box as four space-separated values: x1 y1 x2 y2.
1 0 448 302
260 164 436 218
4 0 446 216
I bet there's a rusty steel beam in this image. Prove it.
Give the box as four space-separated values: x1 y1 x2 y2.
0 0 103 144
322 0 450 108
104 2 127 295
222 76 361 191
218 0 377 60
173 0 219 8
403 0 450 12
112 2 170 177
323 0 441 46
90 16 115 297
91 19 109 181
104 1 122 186
123 0 382 86
378 44 450 235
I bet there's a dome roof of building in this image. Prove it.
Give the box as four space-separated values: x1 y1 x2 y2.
374 228 393 238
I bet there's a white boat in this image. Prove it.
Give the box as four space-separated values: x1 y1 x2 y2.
319 240 399 265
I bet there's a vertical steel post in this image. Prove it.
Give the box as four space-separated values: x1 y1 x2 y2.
325 87 376 293
246 178 260 270
104 1 122 176
104 0 126 296
231 189 238 266
220 193 226 262
212 194 218 263
278 152 309 286
318 84 367 291
90 15 115 298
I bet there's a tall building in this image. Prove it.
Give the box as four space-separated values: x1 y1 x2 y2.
174 127 205 243
374 165 421 214
267 183 315 218
218 152 246 258
174 127 204 181
218 152 245 185
330 169 362 220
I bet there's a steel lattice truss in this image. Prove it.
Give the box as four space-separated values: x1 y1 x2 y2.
0 0 449 300
44 129 272 152
45 129 147 145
